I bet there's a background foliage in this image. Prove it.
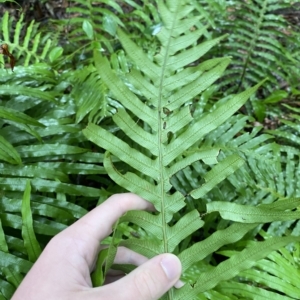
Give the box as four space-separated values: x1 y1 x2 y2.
0 0 300 299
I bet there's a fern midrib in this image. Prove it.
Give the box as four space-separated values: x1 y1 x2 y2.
157 4 180 300
157 4 179 254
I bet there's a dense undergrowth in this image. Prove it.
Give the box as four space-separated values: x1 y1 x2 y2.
1 0 300 299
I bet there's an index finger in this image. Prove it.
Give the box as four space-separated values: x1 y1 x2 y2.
56 193 153 267
71 193 152 240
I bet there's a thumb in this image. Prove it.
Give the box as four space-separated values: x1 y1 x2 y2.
96 253 182 300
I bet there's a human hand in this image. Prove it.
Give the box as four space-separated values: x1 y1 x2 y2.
12 193 182 300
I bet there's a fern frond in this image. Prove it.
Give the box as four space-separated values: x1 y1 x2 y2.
0 12 57 68
82 1 299 298
176 235 300 299
198 1 300 97
63 0 124 56
216 239 300 299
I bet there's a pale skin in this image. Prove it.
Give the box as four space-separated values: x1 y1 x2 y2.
12 193 182 300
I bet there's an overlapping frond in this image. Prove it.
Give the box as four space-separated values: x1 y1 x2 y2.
196 0 300 97
0 12 61 68
216 239 300 299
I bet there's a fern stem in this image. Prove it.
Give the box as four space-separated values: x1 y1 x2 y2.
157 2 180 299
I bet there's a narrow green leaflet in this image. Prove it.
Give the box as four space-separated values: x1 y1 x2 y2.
2 266 23 289
91 248 108 287
21 180 42 262
120 211 164 239
120 210 204 253
117 28 160 82
0 279 15 300
1 212 66 236
0 164 69 182
0 178 101 197
0 218 8 253
176 236 300 299
217 281 294 300
168 147 220 177
93 51 157 130
0 250 32 273
0 86 58 103
0 196 75 221
236 267 300 299
16 144 88 158
179 223 258 272
191 154 245 199
92 220 122 287
0 107 45 127
82 20 94 40
83 123 159 180
34 162 106 175
207 201 300 223
30 195 87 219
0 135 21 164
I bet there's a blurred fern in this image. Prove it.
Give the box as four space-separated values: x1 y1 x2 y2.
192 0 300 123
0 11 59 67
207 1 299 93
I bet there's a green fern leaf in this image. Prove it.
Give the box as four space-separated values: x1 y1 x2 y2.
0 135 21 165
0 12 57 68
207 200 300 223
176 235 300 299
82 1 272 298
21 180 42 262
0 218 8 253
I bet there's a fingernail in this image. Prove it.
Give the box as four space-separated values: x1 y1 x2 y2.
174 280 185 288
160 255 180 281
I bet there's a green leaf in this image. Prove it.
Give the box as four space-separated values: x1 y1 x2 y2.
83 123 159 180
21 180 42 262
0 164 69 182
0 135 22 165
217 281 294 300
0 250 32 272
48 46 64 63
0 178 101 197
2 266 23 288
103 15 117 36
0 86 58 103
0 218 8 253
179 223 258 272
16 144 88 158
190 154 245 199
0 107 45 127
1 212 66 236
207 201 300 223
91 248 108 287
92 219 121 287
82 20 94 40
93 51 158 130
176 236 300 298
263 90 288 104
